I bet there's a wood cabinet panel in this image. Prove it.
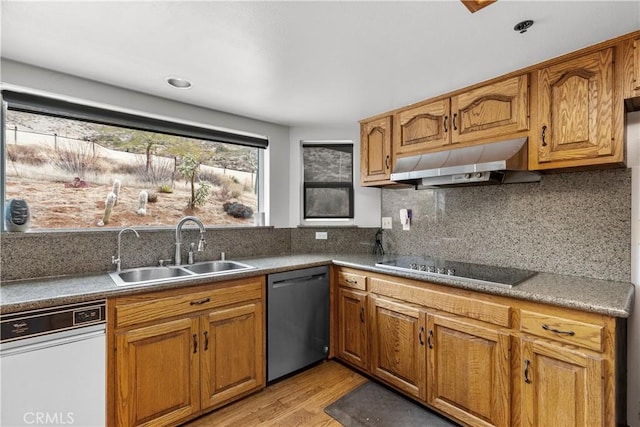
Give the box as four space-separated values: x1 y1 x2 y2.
201 301 264 410
394 99 451 156
520 338 604 427
531 47 622 169
360 116 392 185
451 74 529 145
427 314 510 427
115 318 200 427
369 296 426 400
337 287 368 370
337 270 367 290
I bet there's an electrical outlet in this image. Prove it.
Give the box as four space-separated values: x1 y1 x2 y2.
315 231 328 240
381 217 392 229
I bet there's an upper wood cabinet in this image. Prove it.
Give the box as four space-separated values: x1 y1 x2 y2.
393 98 451 156
451 74 529 145
360 115 392 186
529 47 624 170
622 34 640 108
393 75 528 159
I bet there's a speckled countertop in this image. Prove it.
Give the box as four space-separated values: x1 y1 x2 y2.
0 254 635 318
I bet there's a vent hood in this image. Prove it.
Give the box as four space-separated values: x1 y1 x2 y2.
390 137 541 188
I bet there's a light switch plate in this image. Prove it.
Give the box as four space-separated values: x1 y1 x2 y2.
381 217 392 229
315 231 328 240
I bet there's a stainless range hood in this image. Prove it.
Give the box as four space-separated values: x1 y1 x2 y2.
390 137 541 188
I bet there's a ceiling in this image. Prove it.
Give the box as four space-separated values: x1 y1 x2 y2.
1 1 639 128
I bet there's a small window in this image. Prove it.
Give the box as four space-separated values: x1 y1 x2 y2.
302 142 353 219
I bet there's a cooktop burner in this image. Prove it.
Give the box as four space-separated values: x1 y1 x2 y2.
375 256 537 288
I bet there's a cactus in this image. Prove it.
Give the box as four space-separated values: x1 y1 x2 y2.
97 191 117 226
137 190 148 216
112 179 121 205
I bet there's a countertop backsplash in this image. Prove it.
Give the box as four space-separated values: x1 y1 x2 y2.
381 168 631 282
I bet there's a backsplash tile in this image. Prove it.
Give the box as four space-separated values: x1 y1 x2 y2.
381 168 631 282
290 227 378 254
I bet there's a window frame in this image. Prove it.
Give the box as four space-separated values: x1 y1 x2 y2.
301 141 354 222
0 89 268 231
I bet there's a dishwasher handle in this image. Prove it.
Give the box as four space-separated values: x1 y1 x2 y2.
270 273 327 289
0 326 105 357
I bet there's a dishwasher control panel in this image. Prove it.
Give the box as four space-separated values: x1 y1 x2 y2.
1 300 106 343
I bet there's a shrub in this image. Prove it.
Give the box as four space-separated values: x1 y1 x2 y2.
49 142 100 175
158 184 173 193
223 201 254 219
6 145 46 165
147 192 158 203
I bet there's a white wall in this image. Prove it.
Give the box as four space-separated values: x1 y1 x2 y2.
629 110 640 426
288 125 381 228
0 59 293 227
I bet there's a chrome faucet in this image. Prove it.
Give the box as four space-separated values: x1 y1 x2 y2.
112 228 140 272
175 216 206 265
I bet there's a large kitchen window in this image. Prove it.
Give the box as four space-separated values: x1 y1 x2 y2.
1 91 267 230
302 142 353 220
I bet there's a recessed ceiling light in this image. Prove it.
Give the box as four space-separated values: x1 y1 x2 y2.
167 77 192 89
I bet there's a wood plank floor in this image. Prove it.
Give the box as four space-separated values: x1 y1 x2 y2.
182 360 367 426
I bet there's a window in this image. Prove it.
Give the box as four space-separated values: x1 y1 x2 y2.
1 91 267 230
302 142 353 219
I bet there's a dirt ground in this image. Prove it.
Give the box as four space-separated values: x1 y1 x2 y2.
6 176 254 229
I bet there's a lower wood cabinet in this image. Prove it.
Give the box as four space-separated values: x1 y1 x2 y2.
336 286 368 370
333 267 624 427
427 314 511 427
369 296 426 400
109 277 265 427
520 338 604 427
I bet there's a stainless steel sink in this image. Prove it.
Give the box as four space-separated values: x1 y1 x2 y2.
182 260 255 275
109 260 256 287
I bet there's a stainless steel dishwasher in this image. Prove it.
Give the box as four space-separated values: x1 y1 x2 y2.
267 266 329 382
0 300 106 426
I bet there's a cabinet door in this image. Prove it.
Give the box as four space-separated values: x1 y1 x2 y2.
360 116 392 185
520 338 604 427
394 98 451 156
633 37 640 96
337 287 368 370
532 48 618 169
451 74 529 145
369 296 426 400
200 301 265 410
427 314 510 427
115 317 200 427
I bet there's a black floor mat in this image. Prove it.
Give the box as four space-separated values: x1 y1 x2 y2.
324 381 459 427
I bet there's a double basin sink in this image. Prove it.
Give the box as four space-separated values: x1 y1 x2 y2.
109 260 256 287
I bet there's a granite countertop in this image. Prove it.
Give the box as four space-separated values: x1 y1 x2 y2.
0 253 635 318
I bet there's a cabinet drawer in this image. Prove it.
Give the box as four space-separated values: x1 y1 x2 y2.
113 278 264 328
338 271 367 291
369 277 511 327
520 310 603 352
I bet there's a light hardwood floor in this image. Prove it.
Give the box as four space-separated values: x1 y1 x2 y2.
182 360 367 426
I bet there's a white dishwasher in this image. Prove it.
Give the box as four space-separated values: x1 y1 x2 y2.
0 300 106 427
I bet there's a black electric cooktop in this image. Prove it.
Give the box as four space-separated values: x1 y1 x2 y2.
375 256 537 288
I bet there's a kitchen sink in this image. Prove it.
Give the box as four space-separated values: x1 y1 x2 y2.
182 260 255 275
109 260 256 287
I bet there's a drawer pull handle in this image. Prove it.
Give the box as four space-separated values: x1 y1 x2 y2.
203 331 209 351
541 125 548 147
190 297 211 306
427 330 434 349
418 326 425 346
452 113 458 131
385 155 390 170
541 324 575 336
193 334 198 354
346 279 358 284
443 116 448 133
524 359 531 383
360 307 365 323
